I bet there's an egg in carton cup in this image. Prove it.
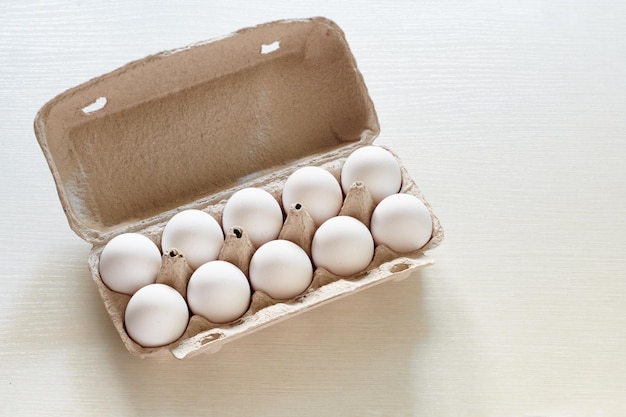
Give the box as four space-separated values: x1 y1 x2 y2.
34 17 443 359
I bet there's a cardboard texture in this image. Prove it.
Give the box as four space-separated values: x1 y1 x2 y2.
34 17 444 359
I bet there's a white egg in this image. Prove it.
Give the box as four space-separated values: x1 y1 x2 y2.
161 209 224 270
311 216 374 276
370 193 433 253
222 187 284 248
340 146 402 204
124 283 189 348
187 260 251 324
99 233 162 295
249 240 313 300
282 166 343 226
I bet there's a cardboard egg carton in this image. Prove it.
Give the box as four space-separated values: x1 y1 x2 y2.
34 17 443 359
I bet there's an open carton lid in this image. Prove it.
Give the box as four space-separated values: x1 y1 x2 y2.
34 17 379 244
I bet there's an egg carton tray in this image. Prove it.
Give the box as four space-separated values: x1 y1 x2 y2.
34 17 443 359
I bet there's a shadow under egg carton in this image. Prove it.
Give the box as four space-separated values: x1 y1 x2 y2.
86 153 443 359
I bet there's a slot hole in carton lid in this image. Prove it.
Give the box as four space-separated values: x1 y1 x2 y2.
82 96 107 114
261 40 280 54
390 262 411 273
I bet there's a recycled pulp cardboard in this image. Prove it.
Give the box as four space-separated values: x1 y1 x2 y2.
34 17 443 359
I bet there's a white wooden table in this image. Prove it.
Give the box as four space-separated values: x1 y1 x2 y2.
2 1 625 416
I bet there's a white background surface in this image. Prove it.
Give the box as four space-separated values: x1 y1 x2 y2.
2 1 626 416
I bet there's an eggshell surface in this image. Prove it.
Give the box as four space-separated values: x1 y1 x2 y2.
222 188 283 248
340 146 402 204
124 283 189 348
99 233 162 295
311 216 374 276
249 240 313 300
161 209 224 270
282 166 343 226
187 260 251 324
370 193 433 253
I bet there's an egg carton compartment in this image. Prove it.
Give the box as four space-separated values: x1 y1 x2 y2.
87 152 443 359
